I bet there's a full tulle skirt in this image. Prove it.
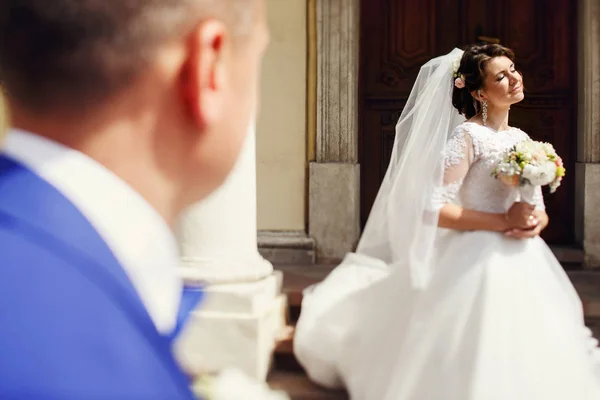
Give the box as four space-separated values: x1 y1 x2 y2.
294 231 600 399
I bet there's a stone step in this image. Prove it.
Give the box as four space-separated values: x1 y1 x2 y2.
569 271 600 338
268 371 348 400
274 325 300 372
279 264 335 323
569 271 600 317
278 265 600 321
271 323 346 398
275 325 295 354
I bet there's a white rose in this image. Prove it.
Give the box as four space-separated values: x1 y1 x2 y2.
541 142 556 156
515 141 535 161
544 161 558 179
522 162 556 186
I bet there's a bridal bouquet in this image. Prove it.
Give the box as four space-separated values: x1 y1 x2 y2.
492 139 565 202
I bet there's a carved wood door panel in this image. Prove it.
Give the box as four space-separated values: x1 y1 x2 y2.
359 0 576 245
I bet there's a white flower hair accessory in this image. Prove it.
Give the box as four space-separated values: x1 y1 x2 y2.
452 58 461 76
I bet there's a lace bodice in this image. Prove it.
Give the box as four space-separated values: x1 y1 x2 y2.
431 122 545 213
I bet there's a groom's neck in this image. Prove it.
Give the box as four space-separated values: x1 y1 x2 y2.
7 90 185 228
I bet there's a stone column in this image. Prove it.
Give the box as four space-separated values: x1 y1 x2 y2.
309 0 361 262
576 0 600 267
174 123 287 381
176 123 273 283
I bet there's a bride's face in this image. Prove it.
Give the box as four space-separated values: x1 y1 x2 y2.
479 56 524 109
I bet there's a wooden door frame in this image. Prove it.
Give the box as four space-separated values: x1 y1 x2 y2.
309 0 600 266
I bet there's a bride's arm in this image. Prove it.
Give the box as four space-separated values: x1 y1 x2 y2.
505 208 549 238
438 203 537 232
438 204 508 232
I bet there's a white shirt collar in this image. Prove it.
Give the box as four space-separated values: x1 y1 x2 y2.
2 128 182 334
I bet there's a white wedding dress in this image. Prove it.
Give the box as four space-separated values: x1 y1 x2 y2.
294 121 600 399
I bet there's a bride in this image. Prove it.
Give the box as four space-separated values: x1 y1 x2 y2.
294 44 600 399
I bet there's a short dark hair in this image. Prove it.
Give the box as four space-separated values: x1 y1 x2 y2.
0 0 253 112
452 43 516 118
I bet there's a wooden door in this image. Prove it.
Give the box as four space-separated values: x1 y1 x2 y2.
359 0 577 245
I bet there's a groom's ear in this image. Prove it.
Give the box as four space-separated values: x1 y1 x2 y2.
180 20 231 130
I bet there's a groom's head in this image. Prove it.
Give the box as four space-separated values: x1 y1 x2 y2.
0 0 268 218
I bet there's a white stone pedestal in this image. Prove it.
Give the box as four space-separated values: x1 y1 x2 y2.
174 123 286 381
174 272 287 381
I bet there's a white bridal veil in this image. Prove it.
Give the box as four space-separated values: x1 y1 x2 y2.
355 48 465 288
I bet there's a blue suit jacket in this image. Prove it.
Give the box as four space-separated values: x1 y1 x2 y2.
0 155 201 399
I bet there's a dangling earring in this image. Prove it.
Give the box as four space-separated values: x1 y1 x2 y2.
482 100 488 126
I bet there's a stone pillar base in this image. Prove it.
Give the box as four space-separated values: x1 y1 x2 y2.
258 231 316 265
309 162 360 263
576 163 600 268
174 272 287 381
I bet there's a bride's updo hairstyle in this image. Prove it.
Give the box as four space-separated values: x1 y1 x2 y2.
452 43 516 118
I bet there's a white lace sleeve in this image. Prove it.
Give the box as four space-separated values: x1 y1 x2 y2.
430 127 475 210
532 186 546 211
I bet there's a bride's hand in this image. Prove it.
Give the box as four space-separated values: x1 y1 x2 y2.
505 210 549 239
505 202 538 230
